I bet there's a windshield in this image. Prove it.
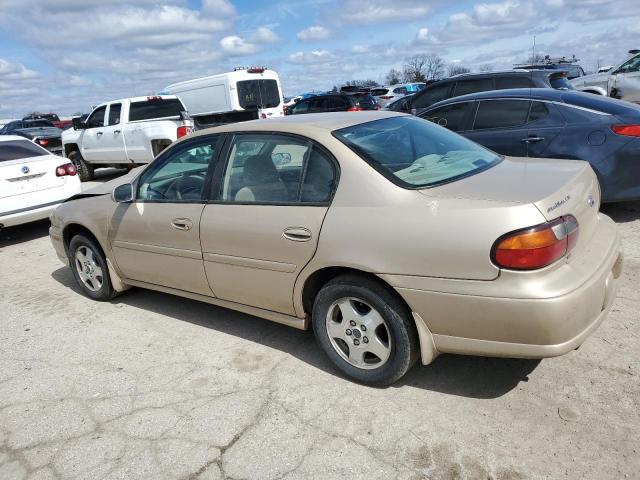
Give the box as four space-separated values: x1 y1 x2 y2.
237 80 281 109
333 116 501 188
0 140 48 161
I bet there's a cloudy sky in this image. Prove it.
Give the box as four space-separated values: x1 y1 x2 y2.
0 0 637 117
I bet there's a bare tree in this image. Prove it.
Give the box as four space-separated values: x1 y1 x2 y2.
478 64 494 72
448 64 471 77
385 68 402 85
403 54 445 83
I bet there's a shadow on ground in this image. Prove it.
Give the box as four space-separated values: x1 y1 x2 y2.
602 200 640 224
52 266 539 399
0 219 50 247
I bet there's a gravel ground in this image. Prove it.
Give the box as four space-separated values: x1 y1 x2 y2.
0 174 638 479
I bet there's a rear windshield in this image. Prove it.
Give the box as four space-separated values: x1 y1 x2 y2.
128 98 184 121
371 88 389 96
334 116 501 188
237 79 281 109
0 140 48 161
562 91 640 115
24 120 54 128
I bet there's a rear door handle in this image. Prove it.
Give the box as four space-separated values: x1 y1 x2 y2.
522 136 544 143
114 130 121 134
283 227 312 242
171 218 193 231
96 131 103 136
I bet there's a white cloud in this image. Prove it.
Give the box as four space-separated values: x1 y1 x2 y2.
220 36 257 56
416 28 429 42
351 45 370 53
297 26 331 41
337 0 432 24
253 26 280 44
0 58 38 81
201 0 236 17
288 50 334 64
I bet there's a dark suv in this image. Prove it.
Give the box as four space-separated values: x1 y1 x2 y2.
287 93 378 115
405 70 573 113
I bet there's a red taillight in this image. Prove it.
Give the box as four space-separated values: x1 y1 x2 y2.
611 124 640 137
38 138 49 147
492 215 579 270
56 163 77 177
177 125 192 138
147 96 163 101
247 67 265 73
347 106 364 112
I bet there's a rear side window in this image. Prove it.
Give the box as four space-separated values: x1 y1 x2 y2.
129 98 184 121
0 140 48 161
495 77 535 89
393 87 408 95
412 82 451 109
453 78 494 97
25 120 54 128
310 97 330 111
527 102 549 123
108 103 122 126
289 101 310 115
422 102 474 132
474 100 530 130
330 96 349 109
354 94 376 108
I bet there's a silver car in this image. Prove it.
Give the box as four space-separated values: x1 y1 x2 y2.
571 50 640 104
373 83 425 107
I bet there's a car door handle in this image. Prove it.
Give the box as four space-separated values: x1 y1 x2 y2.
171 218 193 231
522 136 544 143
283 227 312 242
114 130 121 134
96 131 103 136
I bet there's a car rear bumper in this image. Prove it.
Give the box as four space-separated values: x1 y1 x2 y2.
383 215 623 363
0 200 63 228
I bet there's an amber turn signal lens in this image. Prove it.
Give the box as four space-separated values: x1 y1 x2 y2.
493 216 579 270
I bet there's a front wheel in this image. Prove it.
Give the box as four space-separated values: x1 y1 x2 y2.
312 274 419 386
68 234 115 301
68 151 94 182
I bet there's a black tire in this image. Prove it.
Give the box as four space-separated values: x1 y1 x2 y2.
312 273 419 386
68 151 94 182
68 234 116 301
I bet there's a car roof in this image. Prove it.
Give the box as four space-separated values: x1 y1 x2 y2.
190 111 408 138
424 88 640 115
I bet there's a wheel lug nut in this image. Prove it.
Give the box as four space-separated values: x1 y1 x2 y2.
361 325 367 332
345 329 352 336
353 339 360 346
349 320 356 326
363 337 369 343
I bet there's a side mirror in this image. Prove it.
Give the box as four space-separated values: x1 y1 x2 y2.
72 117 86 130
112 183 134 203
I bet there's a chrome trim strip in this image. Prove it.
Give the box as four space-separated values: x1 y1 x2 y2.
203 252 297 273
112 240 202 259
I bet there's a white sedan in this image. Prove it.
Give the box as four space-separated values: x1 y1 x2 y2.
0 135 81 228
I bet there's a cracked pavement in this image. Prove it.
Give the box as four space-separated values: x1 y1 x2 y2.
1 173 638 479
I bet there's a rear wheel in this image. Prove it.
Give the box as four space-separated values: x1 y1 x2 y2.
312 274 419 386
68 234 115 301
69 151 94 182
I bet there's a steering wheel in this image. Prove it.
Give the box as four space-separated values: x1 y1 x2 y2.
174 174 205 201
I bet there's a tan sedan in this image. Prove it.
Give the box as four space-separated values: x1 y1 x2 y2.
49 112 623 385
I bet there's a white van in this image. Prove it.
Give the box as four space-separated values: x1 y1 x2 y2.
162 68 285 128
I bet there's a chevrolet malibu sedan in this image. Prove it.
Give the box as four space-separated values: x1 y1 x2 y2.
49 112 623 386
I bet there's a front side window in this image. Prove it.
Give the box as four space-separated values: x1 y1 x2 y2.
289 101 310 115
474 100 530 130
220 134 335 203
237 80 281 109
86 106 106 128
411 82 452 109
618 55 640 73
108 103 122 126
334 116 500 188
422 102 474 132
0 140 48 161
137 137 219 202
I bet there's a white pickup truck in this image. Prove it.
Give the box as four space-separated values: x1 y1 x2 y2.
62 95 193 181
570 49 640 104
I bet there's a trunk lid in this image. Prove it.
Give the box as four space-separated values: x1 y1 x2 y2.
419 156 601 250
0 155 70 199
